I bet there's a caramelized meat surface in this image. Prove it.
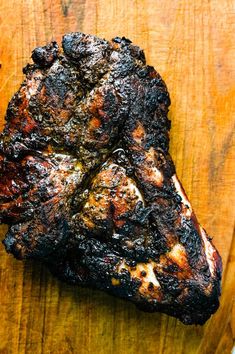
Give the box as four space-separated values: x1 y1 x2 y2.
0 33 222 325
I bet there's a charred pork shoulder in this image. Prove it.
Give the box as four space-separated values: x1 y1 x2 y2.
0 33 222 325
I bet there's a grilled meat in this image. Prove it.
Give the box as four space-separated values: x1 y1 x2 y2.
0 33 222 324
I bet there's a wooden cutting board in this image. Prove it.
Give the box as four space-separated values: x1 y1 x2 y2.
0 1 234 353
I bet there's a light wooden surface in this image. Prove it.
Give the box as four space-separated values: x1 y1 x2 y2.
0 1 234 353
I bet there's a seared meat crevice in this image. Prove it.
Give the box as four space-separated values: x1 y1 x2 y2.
0 33 222 325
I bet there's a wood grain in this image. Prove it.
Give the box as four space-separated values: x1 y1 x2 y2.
0 1 234 353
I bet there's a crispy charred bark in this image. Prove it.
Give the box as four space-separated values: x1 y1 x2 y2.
0 32 222 325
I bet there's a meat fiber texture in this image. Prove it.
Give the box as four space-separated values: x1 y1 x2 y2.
0 33 222 325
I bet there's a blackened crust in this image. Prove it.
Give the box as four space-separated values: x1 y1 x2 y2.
0 32 222 325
